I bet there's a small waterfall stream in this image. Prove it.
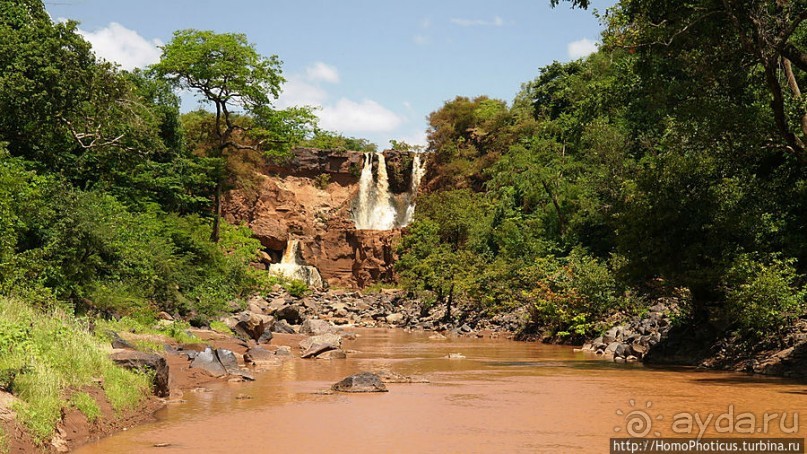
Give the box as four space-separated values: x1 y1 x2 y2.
268 238 323 287
402 152 427 226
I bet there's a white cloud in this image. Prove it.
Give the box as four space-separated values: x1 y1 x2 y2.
305 62 340 84
78 22 162 70
567 38 598 59
318 98 403 133
397 129 428 148
450 16 505 27
276 76 328 109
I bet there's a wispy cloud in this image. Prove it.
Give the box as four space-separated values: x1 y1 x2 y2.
277 63 403 136
567 38 598 59
318 98 403 133
77 22 162 70
450 16 505 27
305 61 340 84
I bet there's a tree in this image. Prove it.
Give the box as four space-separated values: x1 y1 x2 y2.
0 0 166 186
152 29 315 241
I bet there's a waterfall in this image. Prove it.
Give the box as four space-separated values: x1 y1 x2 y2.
352 152 396 230
280 238 300 265
268 238 323 288
402 152 427 226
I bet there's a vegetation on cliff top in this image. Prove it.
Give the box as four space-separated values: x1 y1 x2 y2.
397 0 807 341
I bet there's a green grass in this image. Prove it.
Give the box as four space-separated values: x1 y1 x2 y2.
0 423 8 454
209 320 233 335
94 317 200 345
0 297 151 443
69 392 100 423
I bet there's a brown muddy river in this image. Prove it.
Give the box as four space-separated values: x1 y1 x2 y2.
78 329 807 453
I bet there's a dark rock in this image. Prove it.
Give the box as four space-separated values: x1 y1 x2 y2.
275 305 303 325
106 330 135 350
258 330 274 343
271 319 296 334
274 346 292 357
110 351 170 397
216 349 240 375
190 348 227 378
331 372 388 393
234 318 265 343
244 346 275 364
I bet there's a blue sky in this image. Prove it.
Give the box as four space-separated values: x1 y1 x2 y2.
46 0 613 148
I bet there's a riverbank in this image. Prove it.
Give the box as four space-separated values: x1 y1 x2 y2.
7 287 806 452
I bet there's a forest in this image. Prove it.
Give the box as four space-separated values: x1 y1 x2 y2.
1 0 806 448
397 0 807 342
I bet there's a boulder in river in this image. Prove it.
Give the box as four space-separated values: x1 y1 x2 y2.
331 372 388 393
316 349 347 360
301 343 337 359
190 347 227 378
300 319 335 336
299 333 342 351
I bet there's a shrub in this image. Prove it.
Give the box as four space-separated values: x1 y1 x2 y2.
722 254 806 335
283 279 309 298
526 249 637 339
313 173 331 190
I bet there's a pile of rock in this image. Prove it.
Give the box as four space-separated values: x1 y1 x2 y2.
579 299 678 362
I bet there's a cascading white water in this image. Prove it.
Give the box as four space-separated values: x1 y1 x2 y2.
268 238 323 287
280 238 300 264
402 152 427 226
352 152 396 230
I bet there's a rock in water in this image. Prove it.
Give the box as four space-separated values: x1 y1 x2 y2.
299 333 342 351
190 347 227 378
317 349 347 360
110 351 170 397
300 319 335 336
301 343 336 359
331 372 388 393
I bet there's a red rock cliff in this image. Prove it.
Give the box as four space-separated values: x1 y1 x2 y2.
223 148 415 288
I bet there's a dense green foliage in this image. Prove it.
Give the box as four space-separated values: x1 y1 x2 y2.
398 0 807 339
0 1 319 441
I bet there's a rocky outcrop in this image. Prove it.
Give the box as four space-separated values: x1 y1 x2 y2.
223 148 418 288
331 372 388 393
109 350 170 397
578 299 678 363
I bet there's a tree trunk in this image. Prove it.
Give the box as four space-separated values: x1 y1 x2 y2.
783 58 807 139
541 179 567 236
211 180 222 243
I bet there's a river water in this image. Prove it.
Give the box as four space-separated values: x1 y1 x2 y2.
78 329 807 453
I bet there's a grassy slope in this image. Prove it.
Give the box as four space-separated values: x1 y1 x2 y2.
0 297 151 444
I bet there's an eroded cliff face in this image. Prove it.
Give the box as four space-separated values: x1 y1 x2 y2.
223 148 417 288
